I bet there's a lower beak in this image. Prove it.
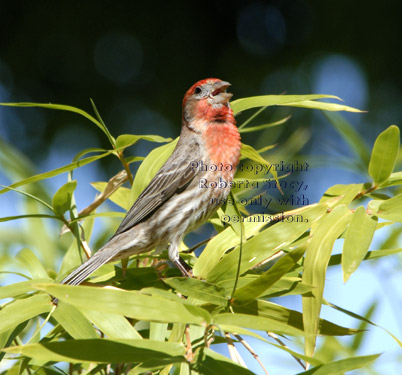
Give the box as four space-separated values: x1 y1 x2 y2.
211 81 232 104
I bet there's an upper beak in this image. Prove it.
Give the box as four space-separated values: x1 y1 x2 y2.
211 81 232 104
212 81 231 96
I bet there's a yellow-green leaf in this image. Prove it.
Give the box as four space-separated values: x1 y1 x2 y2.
115 134 172 150
342 206 377 282
4 339 185 364
231 94 343 114
53 301 98 339
368 125 400 185
52 180 77 215
302 205 352 358
130 138 178 204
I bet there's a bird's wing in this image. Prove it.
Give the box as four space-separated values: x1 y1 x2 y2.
112 143 199 236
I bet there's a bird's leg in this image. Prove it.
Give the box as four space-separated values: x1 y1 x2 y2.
168 240 192 277
175 257 193 277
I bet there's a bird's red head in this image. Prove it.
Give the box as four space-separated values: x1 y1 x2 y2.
182 78 234 125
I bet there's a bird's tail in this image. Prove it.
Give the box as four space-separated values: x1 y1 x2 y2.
59 249 115 286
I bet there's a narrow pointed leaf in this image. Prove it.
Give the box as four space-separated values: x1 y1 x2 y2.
302 205 352 357
296 354 380 375
35 284 211 325
4 339 186 364
194 347 255 375
131 139 178 203
81 310 142 339
368 125 400 185
53 301 98 339
0 294 52 334
16 248 49 279
115 134 172 150
342 206 377 282
205 204 328 283
0 151 112 195
234 245 306 304
214 313 304 336
231 94 342 114
164 277 228 306
52 180 77 215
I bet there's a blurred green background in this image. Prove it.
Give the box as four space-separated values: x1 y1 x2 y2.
1 1 402 374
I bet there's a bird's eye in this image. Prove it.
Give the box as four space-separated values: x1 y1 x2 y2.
194 86 202 94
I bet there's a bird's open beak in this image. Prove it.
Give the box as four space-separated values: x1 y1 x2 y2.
210 81 232 104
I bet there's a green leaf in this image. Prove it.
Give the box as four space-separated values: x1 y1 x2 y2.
214 313 304 336
285 100 363 113
82 310 142 339
0 151 112 195
234 300 359 337
380 171 402 187
323 112 370 166
320 183 364 206
238 115 290 133
52 180 77 215
35 283 211 326
0 278 52 299
4 338 186 364
115 134 172 150
296 354 380 375
164 277 228 306
0 102 116 146
342 206 377 282
240 143 279 185
325 300 402 349
368 125 400 185
302 205 352 357
194 213 269 278
53 300 98 339
0 294 52 334
91 182 131 210
372 193 402 222
16 248 49 279
330 248 402 266
0 184 54 212
231 94 361 114
130 138 178 203
194 347 255 375
205 203 328 283
234 245 306 304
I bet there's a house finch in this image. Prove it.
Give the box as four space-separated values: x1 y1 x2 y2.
59 78 241 287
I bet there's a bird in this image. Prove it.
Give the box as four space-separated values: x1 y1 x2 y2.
58 78 241 288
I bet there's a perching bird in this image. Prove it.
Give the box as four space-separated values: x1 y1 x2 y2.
59 78 241 287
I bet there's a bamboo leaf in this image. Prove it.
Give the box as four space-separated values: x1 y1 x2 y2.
231 94 345 114
0 151 112 195
35 284 211 326
16 248 49 279
164 277 228 306
342 206 377 282
368 125 400 185
52 180 77 215
130 139 178 204
194 347 255 375
302 205 352 357
4 338 186 364
53 301 98 339
296 354 380 375
115 134 172 150
0 294 52 334
0 102 116 146
234 245 306 304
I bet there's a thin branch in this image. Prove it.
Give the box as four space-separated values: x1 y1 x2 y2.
225 333 247 367
185 325 194 362
267 331 306 370
234 334 270 375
